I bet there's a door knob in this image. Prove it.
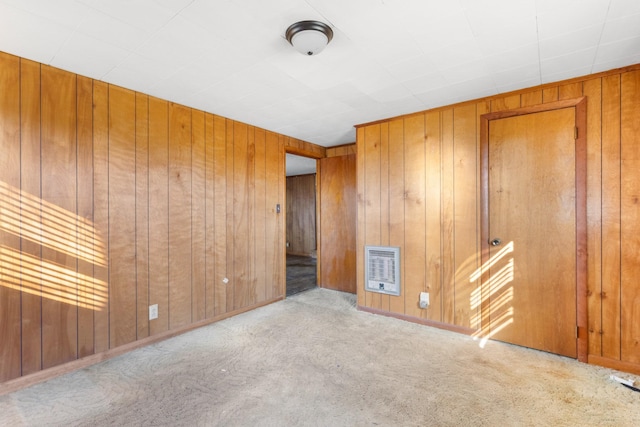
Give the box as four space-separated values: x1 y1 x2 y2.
490 238 502 246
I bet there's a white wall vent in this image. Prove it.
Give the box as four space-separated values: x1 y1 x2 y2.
365 246 400 296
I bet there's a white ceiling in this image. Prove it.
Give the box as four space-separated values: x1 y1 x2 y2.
1 0 639 147
286 153 316 176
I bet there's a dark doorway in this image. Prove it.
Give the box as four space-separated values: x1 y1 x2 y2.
286 254 317 296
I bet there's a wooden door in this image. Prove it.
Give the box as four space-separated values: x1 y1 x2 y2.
319 154 356 293
481 99 587 359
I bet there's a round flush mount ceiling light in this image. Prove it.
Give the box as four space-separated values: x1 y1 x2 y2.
285 20 333 56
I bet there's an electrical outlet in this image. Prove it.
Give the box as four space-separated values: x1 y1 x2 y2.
419 292 429 309
149 304 158 320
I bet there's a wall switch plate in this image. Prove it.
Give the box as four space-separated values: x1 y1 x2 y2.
149 304 158 320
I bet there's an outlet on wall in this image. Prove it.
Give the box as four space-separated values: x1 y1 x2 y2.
149 304 158 320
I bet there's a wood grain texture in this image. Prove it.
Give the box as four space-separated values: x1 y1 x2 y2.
40 65 78 368
319 154 356 293
168 103 192 329
0 52 22 381
286 174 317 257
583 78 603 356
620 70 640 363
92 81 110 353
440 110 455 324
356 127 366 309
76 75 95 357
108 86 137 347
148 97 169 335
388 119 406 314
191 110 206 321
213 115 227 315
363 124 382 310
601 75 621 360
135 93 150 340
0 55 300 385
453 104 478 328
424 112 442 321
19 58 43 374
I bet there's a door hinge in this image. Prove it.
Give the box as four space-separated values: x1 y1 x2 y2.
574 126 578 140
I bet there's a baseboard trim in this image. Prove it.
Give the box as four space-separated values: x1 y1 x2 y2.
588 355 640 376
0 296 284 396
357 305 476 335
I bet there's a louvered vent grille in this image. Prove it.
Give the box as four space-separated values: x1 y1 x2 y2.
365 246 400 296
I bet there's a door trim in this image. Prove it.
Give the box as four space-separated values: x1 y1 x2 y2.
480 97 587 362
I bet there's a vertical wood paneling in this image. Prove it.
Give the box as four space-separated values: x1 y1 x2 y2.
213 115 227 314
601 75 621 360
620 70 640 363
191 110 206 321
0 55 299 385
403 116 426 318
453 104 478 328
233 122 251 310
76 75 94 357
108 86 137 348
584 78 603 355
41 65 78 368
379 123 391 311
424 112 442 321
286 174 317 256
440 110 455 324
225 120 235 311
265 131 280 300
543 87 559 103
168 103 192 329
356 127 366 308
520 90 543 107
491 94 520 112
205 114 215 318
388 120 405 314
255 129 267 302
559 82 583 100
20 58 43 374
0 52 22 381
92 81 109 353
135 93 149 339
148 97 169 335
363 124 382 309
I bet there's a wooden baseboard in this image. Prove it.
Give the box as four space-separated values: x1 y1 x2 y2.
357 305 476 335
588 355 640 376
0 296 284 396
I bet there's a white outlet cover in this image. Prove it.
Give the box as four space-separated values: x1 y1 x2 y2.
149 304 158 320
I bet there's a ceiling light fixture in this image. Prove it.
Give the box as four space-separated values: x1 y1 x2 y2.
285 20 333 56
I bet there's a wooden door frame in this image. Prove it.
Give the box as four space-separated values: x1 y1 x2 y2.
480 97 588 362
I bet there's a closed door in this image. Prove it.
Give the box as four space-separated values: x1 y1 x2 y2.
482 102 586 359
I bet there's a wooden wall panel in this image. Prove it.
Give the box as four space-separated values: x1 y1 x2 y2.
213 115 228 315
148 97 169 335
233 122 252 310
20 59 43 374
168 103 192 329
388 120 406 314
191 110 206 321
40 65 78 369
363 125 382 309
356 62 640 374
135 93 150 340
255 129 267 302
0 52 297 387
620 70 640 364
601 75 621 360
583 78 602 356
285 174 317 257
403 117 426 318
452 105 479 328
108 86 137 348
76 75 95 357
205 114 215 318
92 81 110 353
0 52 22 382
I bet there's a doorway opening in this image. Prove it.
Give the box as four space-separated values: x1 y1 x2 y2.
285 153 318 296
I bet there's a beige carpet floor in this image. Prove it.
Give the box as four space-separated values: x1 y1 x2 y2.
1 288 639 426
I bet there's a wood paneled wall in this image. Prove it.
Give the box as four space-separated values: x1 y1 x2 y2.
286 174 317 256
0 51 328 384
356 64 640 374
